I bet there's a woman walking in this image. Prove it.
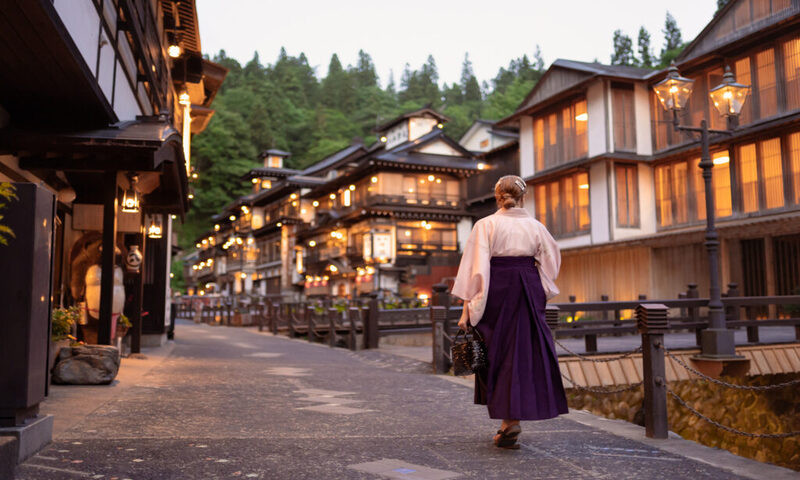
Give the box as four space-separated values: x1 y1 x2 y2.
451 175 568 449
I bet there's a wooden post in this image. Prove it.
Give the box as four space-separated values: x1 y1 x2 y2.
431 306 450 374
365 293 380 349
432 283 450 310
270 302 279 335
601 294 610 322
686 283 701 346
131 213 145 354
98 171 118 345
347 307 359 351
636 303 669 439
545 305 559 331
328 308 338 348
585 334 598 353
307 305 314 343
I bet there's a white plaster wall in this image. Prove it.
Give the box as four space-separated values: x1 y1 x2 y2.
634 83 653 156
418 140 461 156
522 185 536 218
460 124 491 152
163 215 174 325
54 0 99 80
519 116 534 179
114 60 142 121
409 117 437 141
97 29 115 106
589 161 610 244
557 234 592 250
587 81 607 157
457 218 473 252
606 82 615 153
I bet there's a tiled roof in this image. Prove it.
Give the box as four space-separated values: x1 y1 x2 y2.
299 143 365 177
551 59 656 80
559 343 800 388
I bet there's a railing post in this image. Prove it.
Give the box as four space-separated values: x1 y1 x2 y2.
636 303 669 439
328 307 338 348
365 292 379 349
431 306 450 374
347 307 359 351
545 305 559 331
270 302 279 335
686 283 701 346
258 301 264 332
307 305 314 343
432 283 450 310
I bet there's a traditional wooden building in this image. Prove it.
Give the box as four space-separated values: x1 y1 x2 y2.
459 119 519 154
298 108 480 299
188 108 482 300
0 0 225 345
495 0 800 303
0 0 224 452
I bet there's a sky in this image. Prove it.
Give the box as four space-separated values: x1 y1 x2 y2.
195 0 719 87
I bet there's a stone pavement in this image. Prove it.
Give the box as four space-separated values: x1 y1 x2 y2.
14 321 798 480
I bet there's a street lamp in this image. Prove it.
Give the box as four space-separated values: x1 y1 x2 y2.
652 64 750 370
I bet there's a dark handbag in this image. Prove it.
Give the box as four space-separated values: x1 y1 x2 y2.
451 326 488 376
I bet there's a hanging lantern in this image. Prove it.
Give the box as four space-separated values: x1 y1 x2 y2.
147 216 163 239
121 173 140 213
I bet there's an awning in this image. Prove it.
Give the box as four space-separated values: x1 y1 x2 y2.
5 117 189 214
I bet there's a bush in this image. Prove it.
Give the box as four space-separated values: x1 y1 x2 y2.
52 306 80 341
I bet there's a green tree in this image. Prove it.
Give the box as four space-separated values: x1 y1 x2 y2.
460 53 482 103
0 182 16 246
637 26 655 68
611 29 635 66
661 12 683 58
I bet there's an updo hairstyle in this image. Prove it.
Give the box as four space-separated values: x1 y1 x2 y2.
495 175 527 209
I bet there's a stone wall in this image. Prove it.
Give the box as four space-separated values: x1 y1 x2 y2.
566 373 800 471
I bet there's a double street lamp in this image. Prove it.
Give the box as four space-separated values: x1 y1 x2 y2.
652 64 751 366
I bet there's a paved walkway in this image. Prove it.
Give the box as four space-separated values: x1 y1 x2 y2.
15 321 798 479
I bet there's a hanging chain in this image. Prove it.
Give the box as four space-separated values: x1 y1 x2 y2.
664 349 800 391
667 388 800 438
561 372 643 394
554 339 642 363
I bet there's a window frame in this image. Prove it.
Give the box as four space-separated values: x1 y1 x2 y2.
615 163 640 228
532 170 591 239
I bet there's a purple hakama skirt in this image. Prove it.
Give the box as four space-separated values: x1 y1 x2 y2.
474 256 569 420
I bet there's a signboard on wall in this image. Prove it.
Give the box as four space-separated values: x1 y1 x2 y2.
363 233 372 260
373 233 392 260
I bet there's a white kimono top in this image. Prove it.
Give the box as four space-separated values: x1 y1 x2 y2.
451 207 561 326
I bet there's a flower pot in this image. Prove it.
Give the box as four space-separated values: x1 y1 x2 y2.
115 325 130 339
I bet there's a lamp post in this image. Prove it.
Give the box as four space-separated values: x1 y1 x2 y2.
652 65 751 367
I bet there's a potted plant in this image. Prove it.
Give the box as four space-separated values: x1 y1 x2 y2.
50 306 80 371
115 314 132 339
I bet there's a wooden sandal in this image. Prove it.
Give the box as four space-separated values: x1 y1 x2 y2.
494 424 521 449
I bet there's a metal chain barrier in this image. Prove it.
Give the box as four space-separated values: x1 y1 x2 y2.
667 388 800 438
560 372 643 394
554 338 642 363
664 349 800 391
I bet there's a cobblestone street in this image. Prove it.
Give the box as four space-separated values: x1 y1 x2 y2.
14 321 796 479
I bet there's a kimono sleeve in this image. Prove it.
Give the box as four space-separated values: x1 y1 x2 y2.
450 219 492 325
535 222 561 300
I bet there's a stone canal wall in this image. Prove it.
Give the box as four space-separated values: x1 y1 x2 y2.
566 372 800 471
